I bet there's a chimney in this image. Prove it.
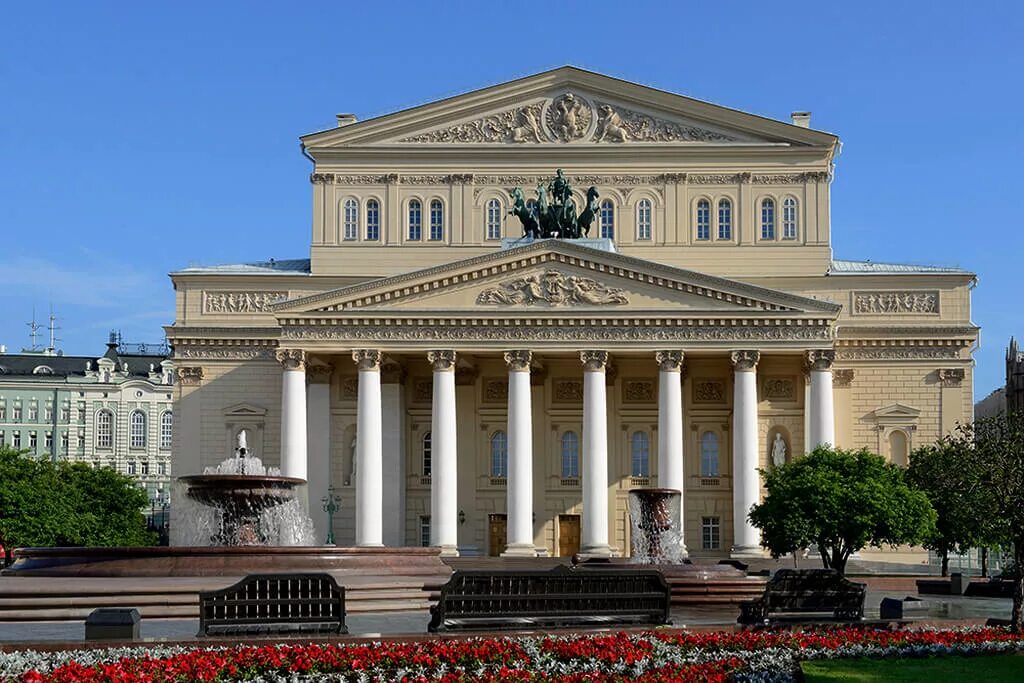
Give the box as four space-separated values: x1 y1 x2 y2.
336 113 358 127
791 111 811 128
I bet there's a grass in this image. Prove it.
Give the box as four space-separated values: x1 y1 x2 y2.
801 654 1024 682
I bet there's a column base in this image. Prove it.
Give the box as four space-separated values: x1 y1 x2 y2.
356 543 385 548
578 544 613 559
500 543 537 558
730 545 766 559
437 544 460 558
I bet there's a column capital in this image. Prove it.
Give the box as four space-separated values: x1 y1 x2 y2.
503 350 533 372
730 350 760 372
655 350 684 372
306 362 333 383
806 349 836 372
427 350 457 372
580 350 609 372
276 349 306 371
352 349 382 371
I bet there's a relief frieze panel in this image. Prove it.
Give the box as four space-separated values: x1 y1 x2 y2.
203 291 289 314
852 291 939 315
476 269 629 307
483 378 509 403
553 379 584 403
762 376 796 400
693 379 726 403
622 379 656 403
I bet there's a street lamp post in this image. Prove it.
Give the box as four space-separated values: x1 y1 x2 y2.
321 488 340 546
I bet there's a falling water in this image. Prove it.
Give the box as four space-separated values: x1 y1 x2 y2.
628 488 684 564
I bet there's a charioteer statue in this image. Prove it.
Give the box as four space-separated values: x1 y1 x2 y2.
509 169 600 240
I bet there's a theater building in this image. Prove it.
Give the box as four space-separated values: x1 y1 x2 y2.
167 67 977 558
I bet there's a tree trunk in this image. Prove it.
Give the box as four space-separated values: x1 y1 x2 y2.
1013 544 1024 633
941 549 949 577
981 548 989 578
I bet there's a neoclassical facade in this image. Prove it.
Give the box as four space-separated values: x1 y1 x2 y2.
167 68 977 558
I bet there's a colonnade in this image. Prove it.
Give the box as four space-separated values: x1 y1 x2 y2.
276 348 837 557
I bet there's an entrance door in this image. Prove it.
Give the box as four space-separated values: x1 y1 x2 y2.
488 514 507 557
558 515 581 557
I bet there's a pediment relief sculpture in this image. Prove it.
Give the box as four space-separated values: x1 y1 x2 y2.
476 269 628 307
399 92 737 144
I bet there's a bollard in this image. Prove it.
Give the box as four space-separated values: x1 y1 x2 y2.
85 608 141 641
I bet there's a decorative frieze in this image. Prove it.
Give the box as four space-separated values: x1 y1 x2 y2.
553 379 584 402
762 377 796 400
483 378 509 402
937 368 965 387
275 349 306 371
175 366 204 385
835 347 961 360
853 291 939 315
476 270 629 307
688 173 742 185
426 350 457 372
173 344 277 361
750 172 830 184
592 100 734 142
203 291 288 314
623 380 656 403
693 379 725 403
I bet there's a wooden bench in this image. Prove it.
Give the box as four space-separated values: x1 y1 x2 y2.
428 564 671 633
738 569 866 625
199 573 347 636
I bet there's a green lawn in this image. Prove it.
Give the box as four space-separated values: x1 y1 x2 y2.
801 655 1024 682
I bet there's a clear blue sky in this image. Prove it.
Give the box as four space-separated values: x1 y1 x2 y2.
1 1 1021 399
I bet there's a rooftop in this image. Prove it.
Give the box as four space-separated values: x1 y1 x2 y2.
829 259 972 275
173 259 311 276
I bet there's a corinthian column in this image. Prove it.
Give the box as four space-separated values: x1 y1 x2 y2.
428 350 459 556
807 350 836 449
276 349 307 481
353 349 383 547
730 350 761 557
581 350 612 557
503 350 536 557
306 362 333 540
656 350 688 557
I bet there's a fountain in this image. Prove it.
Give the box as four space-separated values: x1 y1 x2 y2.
2 430 446 579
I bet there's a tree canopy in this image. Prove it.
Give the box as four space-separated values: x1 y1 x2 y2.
0 445 155 562
748 445 936 575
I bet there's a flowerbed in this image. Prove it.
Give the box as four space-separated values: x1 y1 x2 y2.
3 627 1023 683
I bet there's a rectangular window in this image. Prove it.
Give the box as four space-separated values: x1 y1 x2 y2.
486 199 502 240
158 462 167 475
600 202 615 239
342 199 358 240
28 403 38 422
636 200 652 241
60 431 68 452
782 198 798 239
429 201 444 241
60 405 70 422
702 516 721 550
29 432 37 450
761 200 776 240
44 432 52 451
696 201 710 240
13 432 21 449
77 432 85 449
12 406 22 422
0 403 6 420
408 201 422 241
419 516 431 547
127 461 137 475
366 200 380 241
0 431 4 445
44 404 53 422
718 201 733 240
78 408 86 423
141 461 150 475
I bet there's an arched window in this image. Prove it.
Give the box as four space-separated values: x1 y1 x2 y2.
366 199 380 241
422 431 432 477
636 199 652 241
130 410 146 448
407 199 422 241
631 431 650 477
600 200 615 239
700 431 720 476
889 430 909 467
429 200 444 241
696 199 711 240
342 198 358 240
96 410 113 449
490 431 508 478
486 198 502 240
782 197 798 240
760 198 776 240
159 411 172 449
561 431 580 478
717 199 732 240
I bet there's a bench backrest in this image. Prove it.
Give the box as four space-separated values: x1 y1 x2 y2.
761 569 865 612
199 573 345 635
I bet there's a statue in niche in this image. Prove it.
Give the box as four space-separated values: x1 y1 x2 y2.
348 436 358 485
771 432 788 467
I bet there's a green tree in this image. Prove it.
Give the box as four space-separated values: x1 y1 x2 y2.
749 446 936 575
946 412 1024 632
907 440 999 576
0 446 155 564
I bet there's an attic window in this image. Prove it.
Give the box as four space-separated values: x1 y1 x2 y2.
33 365 54 375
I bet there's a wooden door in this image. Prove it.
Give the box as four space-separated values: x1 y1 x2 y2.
558 515 581 557
488 514 507 557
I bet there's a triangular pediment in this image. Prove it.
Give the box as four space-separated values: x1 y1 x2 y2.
274 240 841 318
222 402 267 417
302 67 836 150
874 403 922 419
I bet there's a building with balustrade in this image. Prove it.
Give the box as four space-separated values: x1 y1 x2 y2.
167 67 977 558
